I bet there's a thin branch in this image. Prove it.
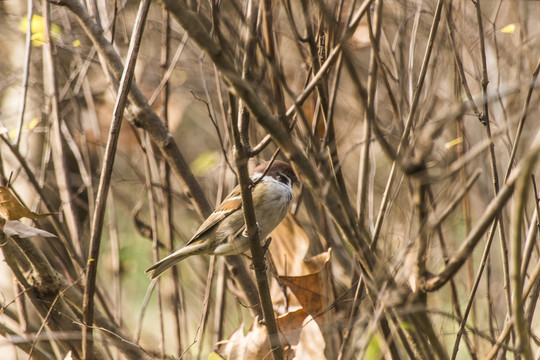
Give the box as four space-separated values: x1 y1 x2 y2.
159 9 184 355
372 0 444 247
43 0 83 258
195 256 216 360
503 56 540 182
82 1 151 358
509 158 534 359
231 117 284 360
50 0 213 218
15 0 34 147
357 0 382 224
472 3 513 344
426 129 540 291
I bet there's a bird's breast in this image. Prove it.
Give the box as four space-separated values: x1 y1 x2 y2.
253 179 293 237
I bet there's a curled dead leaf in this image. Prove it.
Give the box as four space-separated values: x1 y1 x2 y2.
214 309 326 360
279 251 333 320
213 317 289 360
268 213 311 276
268 214 335 326
0 186 51 221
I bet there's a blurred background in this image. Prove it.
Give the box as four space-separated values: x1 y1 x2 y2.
0 0 540 359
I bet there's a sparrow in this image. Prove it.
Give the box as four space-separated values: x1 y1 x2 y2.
145 160 298 279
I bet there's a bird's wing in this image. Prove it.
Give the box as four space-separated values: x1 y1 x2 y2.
185 184 243 246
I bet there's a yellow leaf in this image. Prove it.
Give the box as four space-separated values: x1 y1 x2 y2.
28 118 39 130
501 24 515 34
0 186 51 221
400 321 413 331
9 118 40 138
365 333 381 360
19 15 62 47
72 39 81 47
191 151 219 176
208 353 227 360
30 33 46 47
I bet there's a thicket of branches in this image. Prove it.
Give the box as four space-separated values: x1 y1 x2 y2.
1 0 540 359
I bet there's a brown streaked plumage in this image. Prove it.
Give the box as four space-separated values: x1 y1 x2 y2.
145 160 297 278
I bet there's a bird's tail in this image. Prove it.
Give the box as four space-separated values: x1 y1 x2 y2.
145 243 207 279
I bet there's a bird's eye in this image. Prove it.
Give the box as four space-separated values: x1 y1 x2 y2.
276 174 288 184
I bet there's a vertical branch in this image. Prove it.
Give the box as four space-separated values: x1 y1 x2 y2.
223 96 263 318
213 259 227 344
195 256 216 360
304 0 357 237
159 8 184 356
231 113 284 360
82 1 151 358
238 0 259 154
357 0 382 224
472 0 513 333
444 2 505 354
372 0 444 246
449 2 479 354
262 0 286 116
414 174 428 291
16 0 34 147
503 56 540 182
510 169 535 360
450 214 499 359
142 134 165 358
106 189 122 325
42 0 83 258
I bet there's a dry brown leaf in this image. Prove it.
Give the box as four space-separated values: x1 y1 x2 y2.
214 309 325 360
269 213 311 311
0 186 51 221
276 308 309 348
268 213 310 276
214 316 293 360
349 23 370 49
294 315 326 360
268 214 335 324
279 251 333 321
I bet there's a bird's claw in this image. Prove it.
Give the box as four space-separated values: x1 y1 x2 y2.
249 261 268 272
242 222 261 238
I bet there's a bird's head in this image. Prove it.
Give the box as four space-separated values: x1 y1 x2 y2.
251 160 298 187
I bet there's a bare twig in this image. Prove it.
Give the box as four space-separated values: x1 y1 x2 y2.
509 157 534 359
426 130 540 291
231 110 284 360
195 256 216 360
15 0 34 147
372 0 444 247
43 0 83 258
82 1 152 358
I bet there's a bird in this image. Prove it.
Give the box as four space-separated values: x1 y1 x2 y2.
145 160 298 279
